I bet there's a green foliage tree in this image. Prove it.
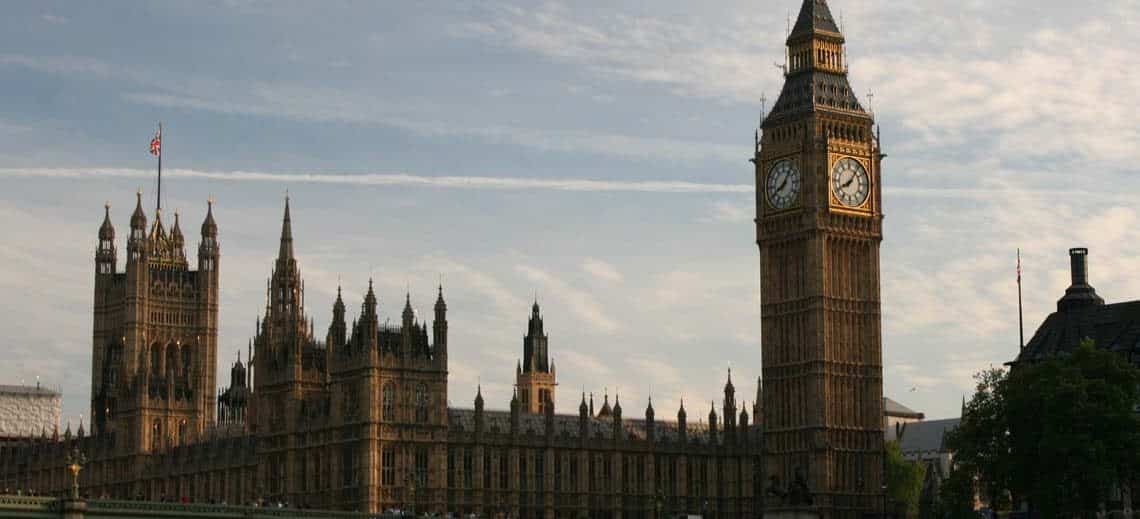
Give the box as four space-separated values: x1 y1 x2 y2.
885 440 925 517
1003 339 1140 517
943 340 1140 517
942 367 1012 516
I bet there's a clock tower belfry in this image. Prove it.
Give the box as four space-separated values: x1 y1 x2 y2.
754 0 884 517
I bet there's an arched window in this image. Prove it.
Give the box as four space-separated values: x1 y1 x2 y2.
150 344 162 374
151 419 162 451
165 344 177 376
177 420 187 445
181 345 192 380
382 383 396 421
415 384 429 423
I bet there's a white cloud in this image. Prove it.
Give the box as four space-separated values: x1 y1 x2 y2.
515 265 618 333
559 350 612 379
0 167 751 194
581 258 622 283
702 200 753 223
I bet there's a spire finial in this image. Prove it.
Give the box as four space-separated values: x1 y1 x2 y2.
278 195 294 260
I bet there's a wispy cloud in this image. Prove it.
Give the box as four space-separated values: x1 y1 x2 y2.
582 258 622 283
516 265 618 333
0 167 751 194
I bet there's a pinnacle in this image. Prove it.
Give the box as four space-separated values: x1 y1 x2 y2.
278 196 293 260
789 0 841 41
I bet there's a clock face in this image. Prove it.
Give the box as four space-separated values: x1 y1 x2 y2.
831 157 870 207
765 159 801 210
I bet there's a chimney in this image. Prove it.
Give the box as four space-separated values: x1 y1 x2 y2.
1057 248 1105 312
1070 248 1089 286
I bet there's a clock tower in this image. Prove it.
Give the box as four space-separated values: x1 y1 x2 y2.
754 1 884 517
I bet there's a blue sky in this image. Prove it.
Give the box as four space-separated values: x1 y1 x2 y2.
3 0 1140 427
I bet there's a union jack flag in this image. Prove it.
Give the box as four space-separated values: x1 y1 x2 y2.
149 125 161 156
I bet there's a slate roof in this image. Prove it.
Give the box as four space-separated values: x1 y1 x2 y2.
789 0 841 41
766 71 865 123
898 418 959 455
1017 300 1140 363
884 397 923 419
447 408 718 444
1017 250 1139 364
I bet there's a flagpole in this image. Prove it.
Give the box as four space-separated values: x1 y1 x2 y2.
156 122 162 213
1018 248 1024 350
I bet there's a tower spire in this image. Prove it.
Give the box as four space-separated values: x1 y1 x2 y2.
278 195 294 260
788 0 842 42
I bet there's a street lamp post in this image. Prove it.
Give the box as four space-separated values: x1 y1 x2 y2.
65 447 87 500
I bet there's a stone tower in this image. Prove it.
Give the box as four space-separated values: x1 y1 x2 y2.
91 191 220 453
754 0 885 517
515 301 556 414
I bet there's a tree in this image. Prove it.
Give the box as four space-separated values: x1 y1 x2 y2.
1003 339 1140 517
884 440 925 518
943 340 1140 517
942 367 1012 515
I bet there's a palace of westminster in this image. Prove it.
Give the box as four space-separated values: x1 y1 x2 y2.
0 1 888 517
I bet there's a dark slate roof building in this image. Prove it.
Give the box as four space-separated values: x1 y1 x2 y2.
1015 248 1140 364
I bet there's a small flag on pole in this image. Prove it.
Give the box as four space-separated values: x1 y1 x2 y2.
1017 249 1021 282
150 125 162 157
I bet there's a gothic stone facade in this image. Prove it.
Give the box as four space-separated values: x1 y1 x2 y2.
1 196 762 518
1 2 888 516
755 0 885 517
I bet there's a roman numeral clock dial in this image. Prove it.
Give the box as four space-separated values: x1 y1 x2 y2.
831 157 870 207
765 159 801 210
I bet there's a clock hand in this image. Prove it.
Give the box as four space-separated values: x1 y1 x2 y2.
841 174 855 189
776 176 789 193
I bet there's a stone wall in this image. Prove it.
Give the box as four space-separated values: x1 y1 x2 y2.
0 385 61 439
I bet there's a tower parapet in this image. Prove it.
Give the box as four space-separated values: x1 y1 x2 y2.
90 188 219 451
515 301 556 414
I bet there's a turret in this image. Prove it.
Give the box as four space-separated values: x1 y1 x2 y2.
357 279 379 353
474 385 485 436
708 402 718 444
96 203 116 274
723 369 737 442
598 392 612 418
677 398 687 442
611 394 623 440
402 292 414 328
328 285 347 353
433 285 447 358
578 393 589 438
198 199 219 272
645 397 656 441
171 211 185 252
127 191 147 262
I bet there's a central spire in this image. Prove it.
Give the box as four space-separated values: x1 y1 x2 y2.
278 196 293 260
788 0 842 42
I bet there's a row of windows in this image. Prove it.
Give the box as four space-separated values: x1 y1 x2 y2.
149 310 197 326
443 450 716 496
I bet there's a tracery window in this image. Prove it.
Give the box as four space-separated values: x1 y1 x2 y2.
382 383 395 421
382 448 396 486
151 419 162 451
415 447 429 487
177 420 187 445
414 383 429 423
463 448 473 489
